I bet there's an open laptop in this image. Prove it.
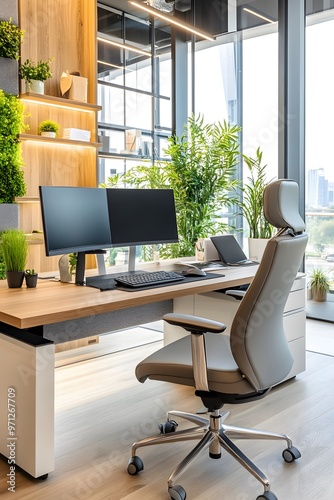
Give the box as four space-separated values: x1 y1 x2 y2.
210 235 259 267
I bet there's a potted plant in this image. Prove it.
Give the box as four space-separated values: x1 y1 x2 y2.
25 268 38 288
0 229 28 288
309 268 330 302
0 17 24 60
38 119 60 138
19 57 53 95
103 114 241 258
241 147 274 261
0 90 27 231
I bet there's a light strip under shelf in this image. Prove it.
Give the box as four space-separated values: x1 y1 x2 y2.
97 36 152 57
129 1 215 41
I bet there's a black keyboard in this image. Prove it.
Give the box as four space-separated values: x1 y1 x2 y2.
114 271 185 288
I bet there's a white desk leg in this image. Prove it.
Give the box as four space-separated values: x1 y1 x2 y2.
0 333 55 479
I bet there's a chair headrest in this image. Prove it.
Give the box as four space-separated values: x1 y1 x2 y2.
263 179 305 233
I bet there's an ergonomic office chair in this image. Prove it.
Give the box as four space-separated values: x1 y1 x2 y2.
127 179 308 500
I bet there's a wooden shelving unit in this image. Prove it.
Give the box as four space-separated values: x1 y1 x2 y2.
18 0 99 272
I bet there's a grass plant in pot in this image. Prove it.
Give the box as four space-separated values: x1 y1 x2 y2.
19 57 53 95
1 229 28 288
241 147 274 261
309 268 330 302
38 119 60 138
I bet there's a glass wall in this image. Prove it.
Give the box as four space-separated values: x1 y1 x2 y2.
97 3 172 185
305 14 334 298
242 32 278 181
96 1 334 316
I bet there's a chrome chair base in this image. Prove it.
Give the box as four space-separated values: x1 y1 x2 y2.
129 408 298 498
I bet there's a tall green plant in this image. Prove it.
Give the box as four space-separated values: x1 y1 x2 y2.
241 147 273 239
0 90 27 203
104 115 241 257
1 229 28 271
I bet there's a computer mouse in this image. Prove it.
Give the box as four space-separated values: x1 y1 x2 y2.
182 268 207 277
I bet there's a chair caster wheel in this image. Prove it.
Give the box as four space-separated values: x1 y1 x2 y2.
169 484 186 500
256 492 278 500
159 419 178 434
127 456 144 475
282 445 301 463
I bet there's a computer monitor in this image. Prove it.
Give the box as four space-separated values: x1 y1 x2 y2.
39 186 112 284
106 188 178 272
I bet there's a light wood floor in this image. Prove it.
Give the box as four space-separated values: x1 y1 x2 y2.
1 336 334 499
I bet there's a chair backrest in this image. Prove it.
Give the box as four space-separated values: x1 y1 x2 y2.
230 179 308 390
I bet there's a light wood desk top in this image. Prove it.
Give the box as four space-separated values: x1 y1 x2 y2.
0 264 258 330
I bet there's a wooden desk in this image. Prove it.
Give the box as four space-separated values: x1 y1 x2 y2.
0 265 258 480
0 265 257 330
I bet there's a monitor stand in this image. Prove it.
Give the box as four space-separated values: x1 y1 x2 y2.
128 245 136 273
75 249 107 286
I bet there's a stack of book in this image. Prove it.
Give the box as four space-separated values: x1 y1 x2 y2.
63 128 91 142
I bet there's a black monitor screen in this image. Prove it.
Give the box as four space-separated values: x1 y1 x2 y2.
106 189 178 247
39 186 112 256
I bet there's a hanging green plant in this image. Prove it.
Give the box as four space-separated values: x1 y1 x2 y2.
0 18 24 60
0 90 27 203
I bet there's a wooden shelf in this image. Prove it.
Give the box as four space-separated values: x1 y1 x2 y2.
15 197 40 203
20 93 102 112
20 134 102 149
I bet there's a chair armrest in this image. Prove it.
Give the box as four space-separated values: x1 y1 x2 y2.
163 313 226 334
163 313 226 392
224 289 246 300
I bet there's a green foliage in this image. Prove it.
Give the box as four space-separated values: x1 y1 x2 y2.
105 115 241 258
241 147 274 239
0 90 27 203
0 247 6 279
0 229 28 272
307 217 334 247
19 58 53 83
309 268 330 292
38 120 60 134
25 268 36 275
69 253 77 274
0 18 24 60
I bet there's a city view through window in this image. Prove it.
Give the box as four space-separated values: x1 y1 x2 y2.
305 18 334 295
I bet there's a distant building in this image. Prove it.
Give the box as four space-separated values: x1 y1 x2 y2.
307 168 329 208
328 182 334 206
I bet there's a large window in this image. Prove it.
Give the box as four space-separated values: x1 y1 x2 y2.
305 14 334 297
97 3 172 185
242 32 278 181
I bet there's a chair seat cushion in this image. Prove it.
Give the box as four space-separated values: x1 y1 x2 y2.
136 334 254 394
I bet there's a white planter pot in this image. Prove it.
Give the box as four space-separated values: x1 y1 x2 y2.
41 131 56 138
248 238 269 262
26 79 44 94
